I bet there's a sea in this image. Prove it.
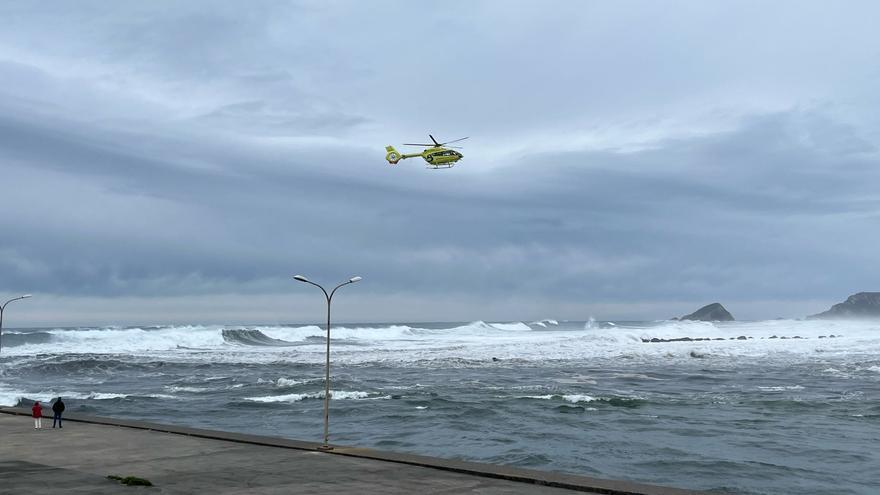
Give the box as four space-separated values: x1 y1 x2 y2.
1 319 878 495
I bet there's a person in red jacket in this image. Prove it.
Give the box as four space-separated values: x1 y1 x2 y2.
32 401 43 429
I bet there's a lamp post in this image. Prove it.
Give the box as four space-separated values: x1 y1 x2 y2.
0 295 32 355
293 275 361 450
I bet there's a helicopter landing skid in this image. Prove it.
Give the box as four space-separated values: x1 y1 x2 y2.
427 164 455 169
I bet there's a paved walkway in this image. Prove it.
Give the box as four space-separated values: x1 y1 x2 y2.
0 409 706 494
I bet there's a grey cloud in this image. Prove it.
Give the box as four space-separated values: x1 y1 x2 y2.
4 104 878 311
1 2 879 324
194 100 369 135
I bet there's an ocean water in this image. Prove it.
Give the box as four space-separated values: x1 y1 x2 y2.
1 319 878 494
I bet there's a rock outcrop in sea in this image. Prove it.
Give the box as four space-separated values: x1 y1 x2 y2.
678 302 735 322
809 292 880 319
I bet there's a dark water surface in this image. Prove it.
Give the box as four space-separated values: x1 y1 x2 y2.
2 319 878 494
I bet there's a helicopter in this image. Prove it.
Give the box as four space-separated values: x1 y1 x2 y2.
385 135 468 169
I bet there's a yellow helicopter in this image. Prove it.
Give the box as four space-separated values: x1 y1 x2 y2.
385 135 468 169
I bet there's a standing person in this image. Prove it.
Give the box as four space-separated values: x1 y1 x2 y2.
52 397 65 428
31 401 43 429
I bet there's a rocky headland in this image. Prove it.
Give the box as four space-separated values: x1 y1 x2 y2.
809 292 880 319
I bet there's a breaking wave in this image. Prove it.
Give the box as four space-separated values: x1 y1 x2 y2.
1 319 878 368
0 385 26 407
222 329 297 347
531 319 559 327
487 322 532 332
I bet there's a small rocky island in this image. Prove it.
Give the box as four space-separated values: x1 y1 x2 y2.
678 302 735 322
809 292 880 319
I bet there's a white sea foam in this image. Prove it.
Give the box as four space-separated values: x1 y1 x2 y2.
39 391 129 400
89 392 129 400
0 389 138 406
246 393 310 403
3 325 226 356
0 386 26 406
2 319 879 368
259 324 415 342
256 377 319 387
245 390 371 403
486 322 532 332
562 394 597 403
274 378 304 387
22 391 179 401
757 385 805 392
0 387 130 405
510 394 598 403
166 386 210 393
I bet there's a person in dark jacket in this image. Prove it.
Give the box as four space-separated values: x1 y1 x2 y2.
32 401 43 429
52 397 65 428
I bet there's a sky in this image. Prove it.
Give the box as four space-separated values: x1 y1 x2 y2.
1 1 879 326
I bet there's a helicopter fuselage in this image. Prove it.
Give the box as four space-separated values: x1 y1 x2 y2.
385 145 463 168
420 147 462 167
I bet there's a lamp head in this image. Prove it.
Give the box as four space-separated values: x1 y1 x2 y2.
349 276 362 283
21 294 32 299
293 275 309 283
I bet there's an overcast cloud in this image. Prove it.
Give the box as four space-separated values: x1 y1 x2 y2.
1 1 879 326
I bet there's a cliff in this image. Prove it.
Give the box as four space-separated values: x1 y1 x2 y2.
809 292 880 319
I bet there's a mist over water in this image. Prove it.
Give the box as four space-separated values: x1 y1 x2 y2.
2 319 878 495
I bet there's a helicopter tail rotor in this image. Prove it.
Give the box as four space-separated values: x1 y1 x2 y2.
385 145 402 165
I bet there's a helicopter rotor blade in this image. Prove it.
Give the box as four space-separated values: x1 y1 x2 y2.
439 136 469 145
402 143 435 146
429 134 440 146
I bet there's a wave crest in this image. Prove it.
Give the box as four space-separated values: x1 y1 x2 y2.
222 329 296 347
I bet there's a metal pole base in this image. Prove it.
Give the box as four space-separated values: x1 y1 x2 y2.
317 445 334 451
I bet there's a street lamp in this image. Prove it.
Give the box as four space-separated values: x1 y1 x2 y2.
293 275 361 449
0 294 32 355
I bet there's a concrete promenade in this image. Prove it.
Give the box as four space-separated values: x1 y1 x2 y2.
0 407 709 494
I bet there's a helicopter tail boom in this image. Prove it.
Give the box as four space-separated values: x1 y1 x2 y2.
385 146 422 165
